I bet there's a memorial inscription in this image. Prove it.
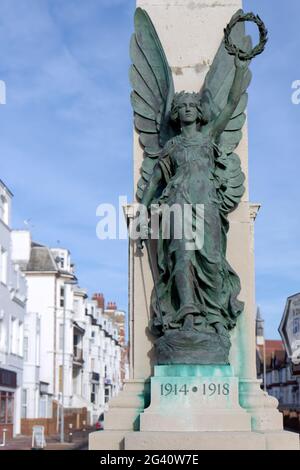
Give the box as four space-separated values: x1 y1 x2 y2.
139 365 251 431
153 376 234 409
160 382 230 397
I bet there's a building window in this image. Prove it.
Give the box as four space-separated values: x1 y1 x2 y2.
39 395 49 418
23 336 29 361
18 321 23 356
0 248 7 284
21 389 27 419
60 286 65 308
10 317 18 355
0 318 5 351
9 318 23 356
104 387 110 403
74 334 80 347
293 317 300 334
59 324 64 350
0 196 8 225
0 391 14 424
91 384 96 404
59 365 63 393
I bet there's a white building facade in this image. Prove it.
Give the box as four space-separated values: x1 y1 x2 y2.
13 234 125 427
0 181 27 438
12 236 78 422
72 294 123 424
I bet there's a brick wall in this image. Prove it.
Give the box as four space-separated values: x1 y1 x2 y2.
0 424 13 440
21 418 57 436
21 407 89 437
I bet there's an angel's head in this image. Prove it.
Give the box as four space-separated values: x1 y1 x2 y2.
170 91 208 127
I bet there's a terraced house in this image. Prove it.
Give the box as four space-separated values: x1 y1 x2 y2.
0 180 27 438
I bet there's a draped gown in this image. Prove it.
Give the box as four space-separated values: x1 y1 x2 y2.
150 131 244 335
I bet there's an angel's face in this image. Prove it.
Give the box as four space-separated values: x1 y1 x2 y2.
178 95 198 124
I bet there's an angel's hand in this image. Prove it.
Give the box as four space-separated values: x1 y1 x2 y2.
137 228 150 250
137 238 145 250
140 222 150 240
234 53 249 70
137 216 151 250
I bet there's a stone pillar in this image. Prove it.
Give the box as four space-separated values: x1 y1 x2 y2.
89 0 299 449
130 1 286 432
133 0 253 384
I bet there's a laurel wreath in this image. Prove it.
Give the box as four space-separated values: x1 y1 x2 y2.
224 12 268 60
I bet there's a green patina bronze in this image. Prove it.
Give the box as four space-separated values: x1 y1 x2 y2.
130 9 267 365
154 364 234 378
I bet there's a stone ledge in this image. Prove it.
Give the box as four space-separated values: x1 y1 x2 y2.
89 431 125 451
125 430 299 450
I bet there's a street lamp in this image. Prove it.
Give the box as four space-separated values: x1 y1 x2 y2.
263 330 267 392
60 278 77 443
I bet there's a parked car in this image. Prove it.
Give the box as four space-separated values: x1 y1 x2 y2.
95 413 104 431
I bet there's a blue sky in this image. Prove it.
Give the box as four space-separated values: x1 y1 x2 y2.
0 0 299 339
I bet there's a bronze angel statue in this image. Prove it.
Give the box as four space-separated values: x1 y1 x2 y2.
130 9 267 364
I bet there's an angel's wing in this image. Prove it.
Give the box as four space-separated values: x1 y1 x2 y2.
201 9 252 213
130 8 175 201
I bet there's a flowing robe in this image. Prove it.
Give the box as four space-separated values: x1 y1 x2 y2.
150 132 244 334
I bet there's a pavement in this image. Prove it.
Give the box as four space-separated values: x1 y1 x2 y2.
0 428 94 451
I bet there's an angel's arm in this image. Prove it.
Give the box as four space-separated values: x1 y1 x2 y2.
136 163 164 249
141 164 163 209
210 56 248 141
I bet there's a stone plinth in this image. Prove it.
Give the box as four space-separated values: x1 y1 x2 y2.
88 380 147 450
124 430 299 451
89 0 299 450
140 365 251 432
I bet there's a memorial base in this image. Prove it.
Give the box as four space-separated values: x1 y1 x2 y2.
89 367 299 450
124 430 299 450
140 365 251 432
